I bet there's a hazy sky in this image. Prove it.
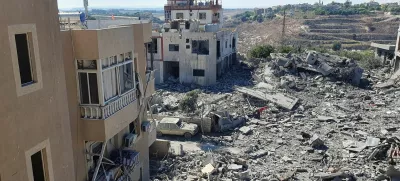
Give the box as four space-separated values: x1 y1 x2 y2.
58 0 399 9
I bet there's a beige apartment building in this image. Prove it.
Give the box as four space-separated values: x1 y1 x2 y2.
0 0 155 180
61 22 156 181
0 0 76 180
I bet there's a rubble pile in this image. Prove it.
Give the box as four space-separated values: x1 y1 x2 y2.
150 51 400 180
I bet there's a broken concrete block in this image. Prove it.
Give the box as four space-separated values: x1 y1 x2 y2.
282 156 292 163
250 149 268 159
202 163 215 175
317 116 335 122
228 164 243 171
239 126 252 135
365 137 380 147
309 134 324 148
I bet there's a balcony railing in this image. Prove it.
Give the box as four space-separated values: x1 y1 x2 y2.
80 90 136 119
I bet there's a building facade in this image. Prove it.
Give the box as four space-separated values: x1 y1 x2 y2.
61 23 156 181
0 0 76 180
149 0 238 86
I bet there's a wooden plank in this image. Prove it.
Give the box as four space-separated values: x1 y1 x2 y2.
236 87 298 110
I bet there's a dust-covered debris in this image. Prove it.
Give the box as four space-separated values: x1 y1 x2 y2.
150 51 400 181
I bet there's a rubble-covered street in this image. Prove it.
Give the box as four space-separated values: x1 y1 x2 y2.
149 52 400 181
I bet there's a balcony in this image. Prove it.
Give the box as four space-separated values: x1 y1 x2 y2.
164 1 222 10
80 90 140 141
80 90 136 119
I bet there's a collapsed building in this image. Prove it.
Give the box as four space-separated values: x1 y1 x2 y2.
148 0 238 86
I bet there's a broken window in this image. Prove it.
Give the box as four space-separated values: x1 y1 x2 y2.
147 38 158 53
169 44 179 52
199 13 207 20
225 41 227 48
176 13 184 19
186 45 190 49
193 69 205 77
185 21 190 29
186 39 190 43
79 72 99 104
119 62 134 94
15 33 34 86
192 40 209 55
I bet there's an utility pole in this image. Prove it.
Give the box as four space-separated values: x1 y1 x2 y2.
281 8 286 46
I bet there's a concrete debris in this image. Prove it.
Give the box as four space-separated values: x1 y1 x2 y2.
239 126 252 135
201 163 215 175
149 51 400 180
228 164 243 171
236 87 299 110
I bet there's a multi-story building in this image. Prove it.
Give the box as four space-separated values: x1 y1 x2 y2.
149 0 238 86
0 0 155 181
0 0 76 180
61 23 156 181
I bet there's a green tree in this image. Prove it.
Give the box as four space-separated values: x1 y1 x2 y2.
332 42 342 51
249 45 275 58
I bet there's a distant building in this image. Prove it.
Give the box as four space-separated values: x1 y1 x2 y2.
148 0 238 86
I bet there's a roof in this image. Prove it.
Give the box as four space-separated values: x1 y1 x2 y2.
371 42 396 51
160 117 181 123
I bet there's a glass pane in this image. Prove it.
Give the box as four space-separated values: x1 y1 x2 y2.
79 73 90 104
88 73 99 104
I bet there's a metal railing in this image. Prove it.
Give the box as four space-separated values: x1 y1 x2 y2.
80 90 136 119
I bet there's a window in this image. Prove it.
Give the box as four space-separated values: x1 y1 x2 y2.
232 37 236 49
186 45 190 49
9 24 43 96
199 13 207 20
192 40 209 55
147 38 158 53
176 13 184 19
217 41 221 59
225 41 228 48
119 62 134 94
25 139 52 181
169 44 179 52
31 150 48 181
186 39 190 43
15 34 34 85
79 72 99 104
193 69 205 77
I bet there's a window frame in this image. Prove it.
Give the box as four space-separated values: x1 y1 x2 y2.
169 44 179 52
8 24 43 97
25 139 54 181
176 13 184 19
199 12 207 20
193 69 205 77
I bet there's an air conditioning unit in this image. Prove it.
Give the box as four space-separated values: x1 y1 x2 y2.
142 121 151 132
124 133 137 148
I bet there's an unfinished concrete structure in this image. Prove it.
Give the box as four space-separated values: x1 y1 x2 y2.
149 0 238 85
0 0 76 180
371 42 395 65
61 22 156 181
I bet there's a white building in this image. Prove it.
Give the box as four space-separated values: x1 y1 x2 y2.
148 0 238 86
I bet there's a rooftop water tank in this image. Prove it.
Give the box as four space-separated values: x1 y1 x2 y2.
205 24 219 32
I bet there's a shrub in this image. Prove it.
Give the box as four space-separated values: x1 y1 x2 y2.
278 46 294 53
179 89 201 113
249 45 275 58
332 42 342 51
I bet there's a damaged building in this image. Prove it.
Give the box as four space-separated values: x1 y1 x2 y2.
61 23 156 181
148 0 238 86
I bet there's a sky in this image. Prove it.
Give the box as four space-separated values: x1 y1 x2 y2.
58 0 399 9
